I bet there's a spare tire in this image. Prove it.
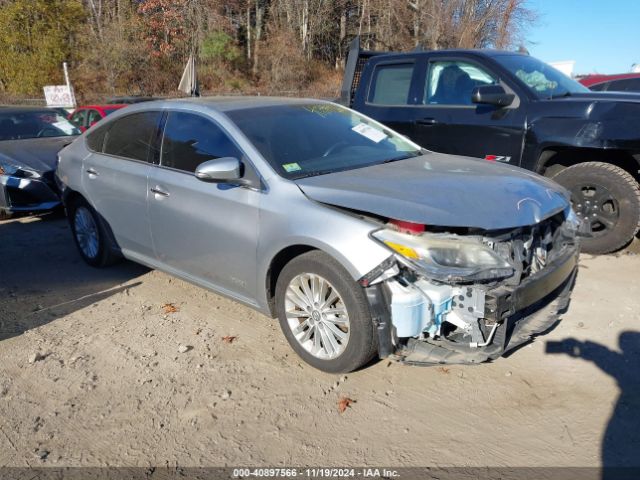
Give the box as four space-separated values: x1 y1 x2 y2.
552 162 640 254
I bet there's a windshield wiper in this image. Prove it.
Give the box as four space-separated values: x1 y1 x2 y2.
382 152 420 164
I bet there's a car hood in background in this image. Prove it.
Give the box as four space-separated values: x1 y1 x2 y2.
0 136 76 172
295 153 569 230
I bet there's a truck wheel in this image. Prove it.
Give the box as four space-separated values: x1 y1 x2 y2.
552 162 640 254
275 250 378 373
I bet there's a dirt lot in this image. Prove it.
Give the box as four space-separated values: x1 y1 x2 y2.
1 214 639 470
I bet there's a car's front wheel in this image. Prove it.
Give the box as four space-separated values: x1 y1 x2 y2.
68 198 118 267
275 251 378 373
552 162 640 254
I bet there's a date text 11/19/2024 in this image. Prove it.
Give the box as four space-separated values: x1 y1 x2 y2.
232 468 400 478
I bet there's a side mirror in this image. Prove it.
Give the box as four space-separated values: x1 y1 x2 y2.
195 157 243 183
471 85 515 107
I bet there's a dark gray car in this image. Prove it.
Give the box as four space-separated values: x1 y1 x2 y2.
56 97 581 373
0 107 79 218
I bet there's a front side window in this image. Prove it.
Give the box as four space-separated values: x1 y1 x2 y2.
103 111 161 162
160 112 242 173
70 110 87 128
226 103 422 180
494 54 589 99
589 82 609 92
87 109 103 126
425 60 498 105
369 64 415 105
607 78 640 92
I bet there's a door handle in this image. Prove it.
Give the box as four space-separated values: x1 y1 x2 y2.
415 118 438 126
86 168 99 177
150 186 170 198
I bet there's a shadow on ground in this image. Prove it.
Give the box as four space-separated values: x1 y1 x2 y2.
0 214 147 342
546 333 640 479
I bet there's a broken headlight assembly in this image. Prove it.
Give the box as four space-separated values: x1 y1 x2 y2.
371 229 514 283
0 161 40 179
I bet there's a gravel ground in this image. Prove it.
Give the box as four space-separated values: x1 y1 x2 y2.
0 214 639 469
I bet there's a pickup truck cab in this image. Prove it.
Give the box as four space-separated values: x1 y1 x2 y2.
341 38 640 254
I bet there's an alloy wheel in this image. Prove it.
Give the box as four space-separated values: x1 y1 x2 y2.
74 206 99 259
284 273 350 360
572 182 620 237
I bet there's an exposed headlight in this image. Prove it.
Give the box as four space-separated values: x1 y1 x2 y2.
564 206 590 237
0 161 39 178
371 229 514 283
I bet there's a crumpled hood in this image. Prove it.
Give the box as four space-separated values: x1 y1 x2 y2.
0 136 75 172
295 152 570 230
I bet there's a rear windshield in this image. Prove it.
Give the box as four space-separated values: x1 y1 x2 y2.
225 103 421 180
0 110 80 141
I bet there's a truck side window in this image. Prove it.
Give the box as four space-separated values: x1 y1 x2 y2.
425 61 497 105
369 64 414 105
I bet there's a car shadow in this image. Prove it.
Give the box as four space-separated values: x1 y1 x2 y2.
545 333 640 479
0 214 148 342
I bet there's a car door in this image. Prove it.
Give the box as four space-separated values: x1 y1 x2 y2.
82 111 162 260
412 56 526 164
147 110 260 303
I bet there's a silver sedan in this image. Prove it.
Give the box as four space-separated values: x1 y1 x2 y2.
56 97 581 372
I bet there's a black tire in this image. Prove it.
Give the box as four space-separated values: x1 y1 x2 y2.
552 162 640 254
275 250 378 373
67 197 119 267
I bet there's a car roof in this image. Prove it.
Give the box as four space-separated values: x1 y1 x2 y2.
0 106 64 115
76 104 128 110
127 96 333 113
579 72 640 86
369 48 526 61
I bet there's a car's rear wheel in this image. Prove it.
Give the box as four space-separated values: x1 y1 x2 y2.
275 251 377 373
68 198 118 267
552 162 640 254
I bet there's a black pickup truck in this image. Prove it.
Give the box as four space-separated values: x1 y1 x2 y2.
340 37 640 254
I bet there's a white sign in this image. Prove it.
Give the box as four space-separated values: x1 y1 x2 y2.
43 85 75 108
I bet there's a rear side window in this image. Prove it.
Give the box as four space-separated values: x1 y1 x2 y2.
103 112 161 162
160 111 242 173
369 64 414 105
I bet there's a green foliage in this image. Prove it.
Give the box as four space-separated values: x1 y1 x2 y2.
0 0 84 94
201 31 241 63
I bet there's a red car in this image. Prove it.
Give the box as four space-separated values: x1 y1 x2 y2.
578 73 640 92
68 104 127 132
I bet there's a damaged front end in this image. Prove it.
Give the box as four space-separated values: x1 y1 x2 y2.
361 210 581 365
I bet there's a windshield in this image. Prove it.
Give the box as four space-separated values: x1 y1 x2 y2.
494 54 590 99
0 110 80 141
226 103 422 179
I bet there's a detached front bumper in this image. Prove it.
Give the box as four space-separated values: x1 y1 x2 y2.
0 173 60 214
368 245 579 365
